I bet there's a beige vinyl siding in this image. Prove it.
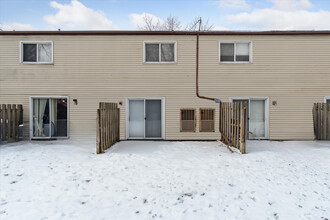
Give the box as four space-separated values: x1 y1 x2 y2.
1 34 330 141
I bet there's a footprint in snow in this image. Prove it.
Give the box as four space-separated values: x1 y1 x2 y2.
17 174 24 177
10 181 17 184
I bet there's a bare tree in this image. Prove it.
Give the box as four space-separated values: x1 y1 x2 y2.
162 15 181 31
137 13 163 31
186 17 214 31
138 14 213 31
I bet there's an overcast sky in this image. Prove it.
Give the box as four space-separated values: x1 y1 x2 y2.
1 0 330 31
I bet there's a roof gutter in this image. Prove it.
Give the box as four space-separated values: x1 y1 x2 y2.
195 32 221 103
1 30 330 35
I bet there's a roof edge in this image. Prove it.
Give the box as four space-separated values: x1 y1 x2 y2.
1 30 330 36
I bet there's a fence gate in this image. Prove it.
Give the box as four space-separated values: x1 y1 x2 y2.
0 104 23 143
96 102 120 154
313 103 330 140
219 102 247 153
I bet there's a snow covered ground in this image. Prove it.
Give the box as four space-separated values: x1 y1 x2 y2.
0 140 329 220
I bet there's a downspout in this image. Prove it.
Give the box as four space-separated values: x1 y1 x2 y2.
195 32 220 103
195 32 222 134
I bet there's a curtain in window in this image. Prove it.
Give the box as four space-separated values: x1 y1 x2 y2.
50 99 57 137
161 43 174 62
33 99 48 137
38 44 52 62
236 43 249 61
220 43 234 61
145 44 159 62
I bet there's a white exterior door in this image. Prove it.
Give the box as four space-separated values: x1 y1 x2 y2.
249 99 266 139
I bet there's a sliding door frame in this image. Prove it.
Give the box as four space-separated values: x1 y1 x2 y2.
29 96 69 140
126 97 165 139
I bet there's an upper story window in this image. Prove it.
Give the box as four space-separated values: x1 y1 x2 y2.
219 42 251 63
144 42 177 63
20 41 53 64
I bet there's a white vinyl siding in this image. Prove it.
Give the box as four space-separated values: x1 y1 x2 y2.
1 34 330 141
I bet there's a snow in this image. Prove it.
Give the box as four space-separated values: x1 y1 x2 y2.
0 140 329 220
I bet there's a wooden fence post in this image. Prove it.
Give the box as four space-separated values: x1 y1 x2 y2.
322 103 327 140
1 104 6 141
96 109 101 154
328 104 330 140
240 103 246 154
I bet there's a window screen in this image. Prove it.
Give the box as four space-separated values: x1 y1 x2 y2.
145 43 159 62
200 109 215 132
23 44 37 62
180 109 196 132
220 43 234 62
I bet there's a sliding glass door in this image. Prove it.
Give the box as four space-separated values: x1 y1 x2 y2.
233 98 268 139
31 97 68 139
128 98 163 139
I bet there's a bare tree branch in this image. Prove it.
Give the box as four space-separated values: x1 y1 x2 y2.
186 17 214 31
162 15 181 31
137 13 163 31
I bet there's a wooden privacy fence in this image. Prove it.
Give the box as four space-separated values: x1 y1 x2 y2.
219 102 247 153
96 102 120 154
313 103 330 140
0 104 23 143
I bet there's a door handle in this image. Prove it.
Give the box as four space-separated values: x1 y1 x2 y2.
144 117 147 120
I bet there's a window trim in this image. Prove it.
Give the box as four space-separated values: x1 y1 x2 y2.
199 108 215 132
125 97 166 139
180 108 196 132
143 41 177 64
219 41 253 64
20 41 54 64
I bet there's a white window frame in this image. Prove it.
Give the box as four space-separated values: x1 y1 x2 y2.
324 96 330 103
219 41 253 64
29 96 69 140
20 41 54 64
143 41 177 64
230 97 269 139
126 97 165 139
